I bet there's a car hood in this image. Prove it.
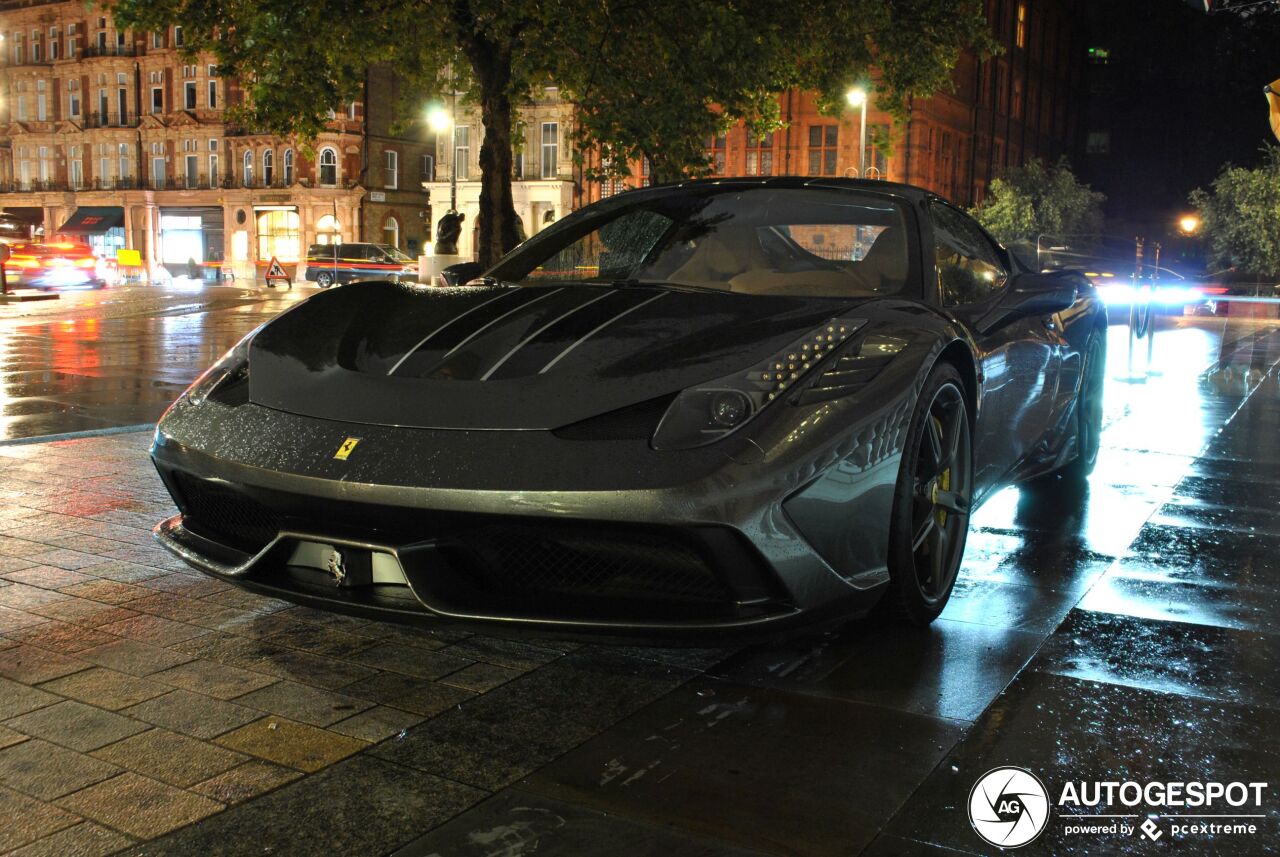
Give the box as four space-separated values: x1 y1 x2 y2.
248 281 863 430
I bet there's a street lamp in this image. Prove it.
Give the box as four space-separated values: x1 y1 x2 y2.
425 102 455 212
846 87 869 178
1178 214 1201 235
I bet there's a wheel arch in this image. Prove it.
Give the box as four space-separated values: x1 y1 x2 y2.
934 338 979 416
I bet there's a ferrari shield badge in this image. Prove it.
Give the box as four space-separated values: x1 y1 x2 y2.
333 437 360 460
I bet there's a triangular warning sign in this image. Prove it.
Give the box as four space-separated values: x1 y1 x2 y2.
266 257 288 280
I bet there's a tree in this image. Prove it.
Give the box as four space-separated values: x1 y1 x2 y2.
1189 146 1280 278
971 158 1105 247
111 0 993 265
560 0 995 185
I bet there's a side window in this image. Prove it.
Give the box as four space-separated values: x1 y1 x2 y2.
929 202 1008 306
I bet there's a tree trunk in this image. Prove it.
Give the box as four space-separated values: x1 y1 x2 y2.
462 36 520 268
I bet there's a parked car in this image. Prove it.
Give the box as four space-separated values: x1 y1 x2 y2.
152 178 1105 637
2 242 108 290
303 243 418 288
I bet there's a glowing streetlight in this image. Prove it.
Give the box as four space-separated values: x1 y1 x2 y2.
1178 214 1201 235
425 104 451 134
845 87 870 178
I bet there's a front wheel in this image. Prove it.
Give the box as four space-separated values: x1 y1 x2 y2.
316 271 334 289
882 363 973 626
1058 332 1105 482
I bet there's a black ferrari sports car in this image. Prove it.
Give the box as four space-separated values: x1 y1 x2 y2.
151 178 1105 636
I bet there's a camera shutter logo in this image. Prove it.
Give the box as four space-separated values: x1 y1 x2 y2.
968 766 1051 848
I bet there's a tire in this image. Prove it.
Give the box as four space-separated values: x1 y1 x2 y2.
1056 331 1105 482
316 271 334 289
882 362 973 626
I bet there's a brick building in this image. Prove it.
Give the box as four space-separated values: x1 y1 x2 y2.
0 0 435 282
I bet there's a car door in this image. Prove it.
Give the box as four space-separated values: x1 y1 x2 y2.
927 201 1060 500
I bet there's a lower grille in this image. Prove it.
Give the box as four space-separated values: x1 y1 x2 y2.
170 473 282 554
447 525 730 604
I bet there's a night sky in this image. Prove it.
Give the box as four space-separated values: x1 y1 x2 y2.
1077 0 1280 226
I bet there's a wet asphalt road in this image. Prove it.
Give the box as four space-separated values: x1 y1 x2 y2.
1 285 1279 855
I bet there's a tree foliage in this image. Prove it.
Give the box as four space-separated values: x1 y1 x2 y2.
1189 146 1280 278
971 158 1106 246
110 0 993 264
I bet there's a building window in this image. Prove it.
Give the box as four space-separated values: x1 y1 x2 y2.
1085 131 1110 154
67 24 77 57
37 146 49 183
95 31 106 54
151 87 163 114
185 154 198 187
256 209 300 262
383 215 400 250
208 80 217 108
70 150 83 188
384 149 398 189
173 26 184 47
316 214 341 244
209 152 219 186
118 143 131 182
115 31 126 53
15 95 25 122
1015 3 1028 49
318 147 337 186
421 153 435 183
745 130 774 176
540 122 558 179
283 148 294 184
706 134 726 174
453 127 469 181
808 125 838 175
152 31 163 49
48 27 58 60
262 149 273 185
347 102 358 120
68 80 80 117
184 81 196 110
36 81 46 121
1012 78 1024 120
242 150 253 186
31 30 40 63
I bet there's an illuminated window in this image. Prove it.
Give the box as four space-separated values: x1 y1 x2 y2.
318 147 337 185
808 126 838 175
1016 3 1027 49
746 130 774 177
256 209 300 262
705 134 726 175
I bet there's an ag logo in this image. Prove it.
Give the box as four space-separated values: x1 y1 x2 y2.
968 766 1050 848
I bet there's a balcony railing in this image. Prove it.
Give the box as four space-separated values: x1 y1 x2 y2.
81 44 139 58
83 113 141 129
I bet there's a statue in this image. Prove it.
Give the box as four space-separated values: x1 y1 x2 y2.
434 210 465 256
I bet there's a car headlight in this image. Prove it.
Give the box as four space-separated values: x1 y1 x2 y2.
183 327 260 406
651 318 866 450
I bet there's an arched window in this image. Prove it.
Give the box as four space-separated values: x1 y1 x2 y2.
262 149 274 186
318 147 337 186
283 149 294 185
242 150 253 187
382 215 399 250
316 213 341 244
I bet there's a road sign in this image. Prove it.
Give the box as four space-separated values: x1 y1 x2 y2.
264 256 292 289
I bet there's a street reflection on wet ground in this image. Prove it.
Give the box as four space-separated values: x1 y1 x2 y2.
1 287 1278 855
0 285 311 440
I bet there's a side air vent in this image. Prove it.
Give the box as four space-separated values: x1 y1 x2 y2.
795 334 908 405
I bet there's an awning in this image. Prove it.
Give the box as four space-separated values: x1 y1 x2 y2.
57 207 125 235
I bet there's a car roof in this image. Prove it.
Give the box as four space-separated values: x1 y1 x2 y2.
658 176 942 204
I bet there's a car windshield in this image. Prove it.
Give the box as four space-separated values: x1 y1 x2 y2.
488 186 911 297
377 245 413 262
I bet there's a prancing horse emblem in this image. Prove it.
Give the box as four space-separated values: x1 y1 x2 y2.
324 548 346 584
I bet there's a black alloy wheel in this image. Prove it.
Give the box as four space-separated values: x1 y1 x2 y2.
316 271 334 288
884 363 973 625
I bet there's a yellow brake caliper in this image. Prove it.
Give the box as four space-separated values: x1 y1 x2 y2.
931 416 950 532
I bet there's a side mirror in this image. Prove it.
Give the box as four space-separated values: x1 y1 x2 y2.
438 261 484 288
976 271 1082 334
